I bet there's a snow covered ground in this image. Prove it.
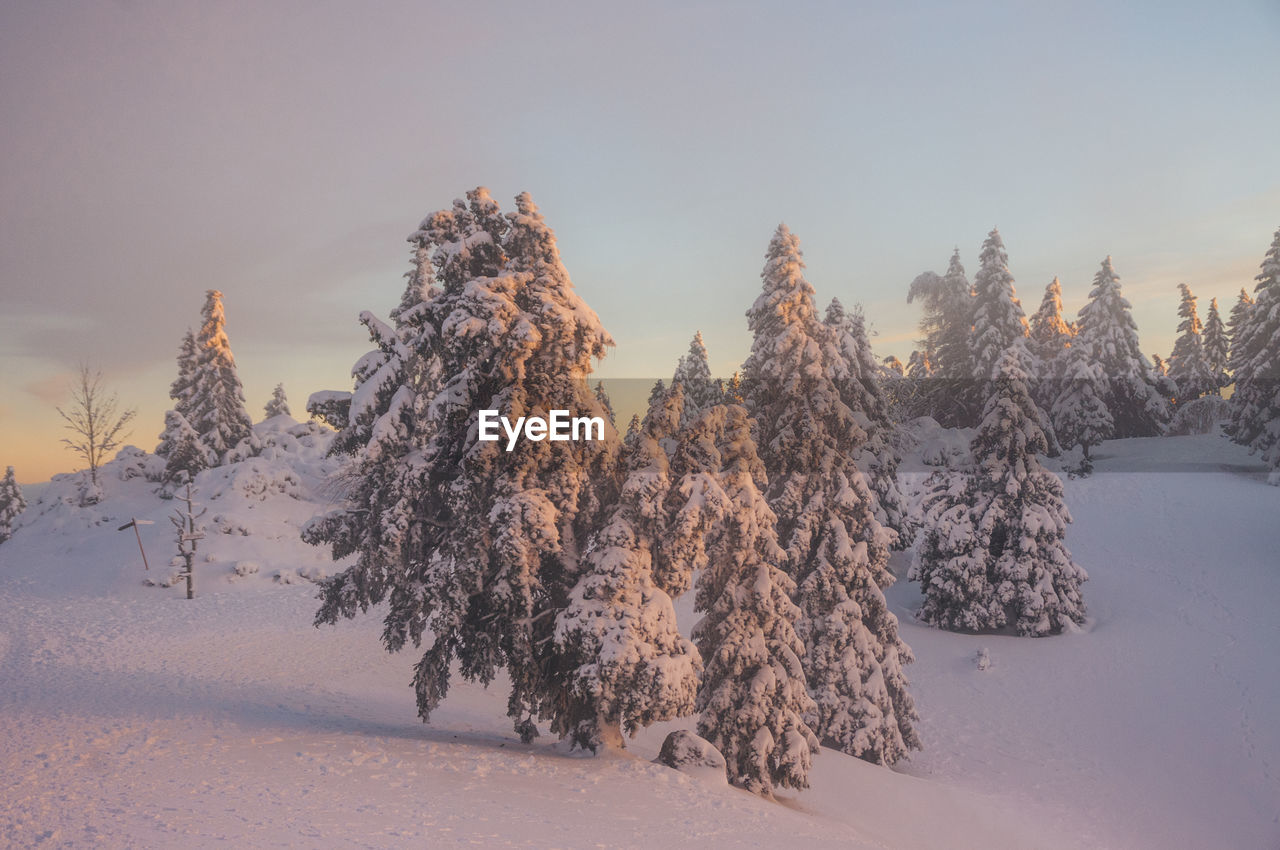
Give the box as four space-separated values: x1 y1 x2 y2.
2 423 1277 848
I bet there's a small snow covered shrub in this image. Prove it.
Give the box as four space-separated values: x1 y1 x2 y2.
114 446 164 481
232 560 260 578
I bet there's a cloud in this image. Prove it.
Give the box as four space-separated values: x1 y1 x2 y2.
25 374 70 406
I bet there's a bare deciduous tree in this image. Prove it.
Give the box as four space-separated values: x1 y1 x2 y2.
56 364 137 489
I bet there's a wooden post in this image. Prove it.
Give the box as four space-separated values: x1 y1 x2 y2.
117 518 155 571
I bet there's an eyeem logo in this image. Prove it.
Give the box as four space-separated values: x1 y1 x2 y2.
478 410 606 452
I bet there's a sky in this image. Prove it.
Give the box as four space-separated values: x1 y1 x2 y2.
1 0 1278 483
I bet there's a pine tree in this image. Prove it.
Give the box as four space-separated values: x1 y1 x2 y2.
1167 283 1216 404
721 371 744 405
1226 287 1255 378
970 229 1031 382
741 225 918 765
162 410 210 484
593 382 615 427
824 298 909 549
968 233 1061 456
263 383 291 419
1028 277 1074 363
1028 276 1074 414
912 350 1087 636
0 466 26 543
187 290 255 463
1051 341 1113 462
1225 227 1280 473
622 413 642 451
1074 257 1170 437
647 378 667 411
308 189 620 742
1202 298 1230 394
907 249 976 425
553 386 699 752
157 330 201 459
170 329 198 419
672 331 721 426
690 404 818 797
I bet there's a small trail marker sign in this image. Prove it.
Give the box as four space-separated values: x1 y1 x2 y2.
117 518 155 571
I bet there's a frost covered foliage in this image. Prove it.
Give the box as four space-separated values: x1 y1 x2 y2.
1167 283 1216 405
263 384 291 419
1051 341 1113 461
1202 298 1230 394
187 291 255 463
1225 227 1280 479
307 189 620 742
907 250 977 426
912 351 1087 636
741 226 918 765
1074 257 1170 437
0 466 26 543
685 405 818 797
824 298 909 548
553 386 699 752
672 331 722 427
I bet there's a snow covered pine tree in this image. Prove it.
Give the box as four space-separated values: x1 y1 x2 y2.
0 466 26 543
263 383 291 419
186 291 255 463
1225 227 1280 481
912 349 1087 636
824 297 909 549
156 329 199 460
1167 283 1216 405
306 189 622 743
1028 276 1075 413
553 384 699 751
680 404 819 797
906 249 976 425
1074 257 1170 437
671 330 724 428
741 225 919 765
1051 340 1113 465
1201 298 1230 394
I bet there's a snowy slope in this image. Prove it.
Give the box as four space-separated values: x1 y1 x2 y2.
2 427 1278 848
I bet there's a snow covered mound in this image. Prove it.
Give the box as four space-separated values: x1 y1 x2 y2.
1 415 347 599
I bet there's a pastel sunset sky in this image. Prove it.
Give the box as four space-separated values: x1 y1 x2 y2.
2 0 1277 481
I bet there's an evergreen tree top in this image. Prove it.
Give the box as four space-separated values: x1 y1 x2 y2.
748 224 818 334
1078 256 1139 341
1256 226 1280 292
1029 276 1074 351
971 228 1029 380
1175 283 1203 336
